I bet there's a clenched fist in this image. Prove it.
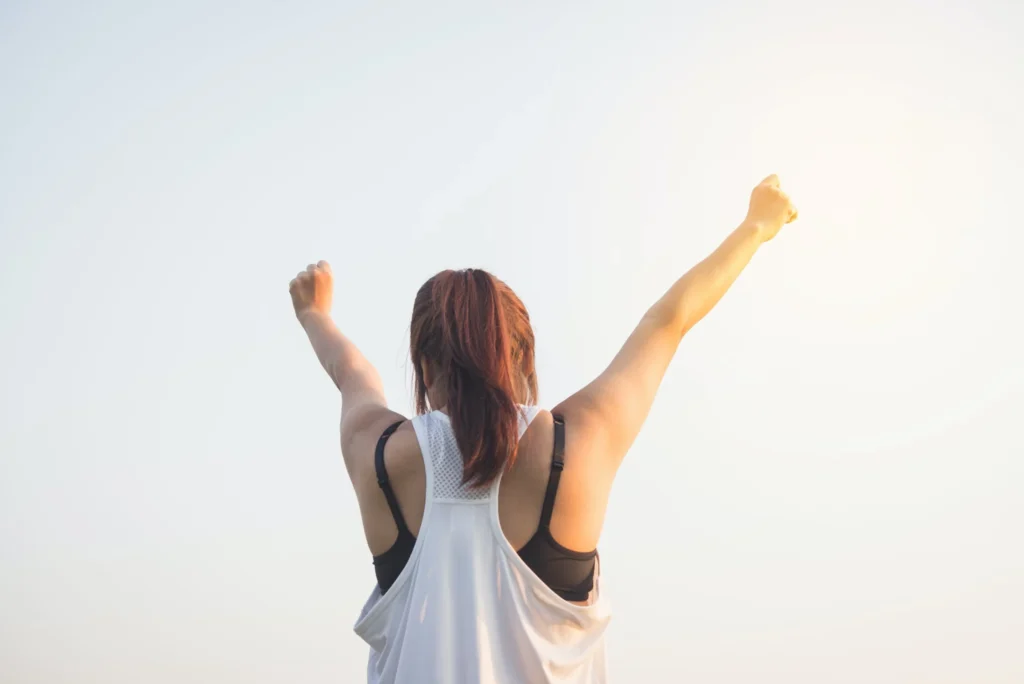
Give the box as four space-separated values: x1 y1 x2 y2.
289 261 333 321
745 174 798 242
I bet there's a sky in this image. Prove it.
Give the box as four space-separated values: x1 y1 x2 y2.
1 1 1022 682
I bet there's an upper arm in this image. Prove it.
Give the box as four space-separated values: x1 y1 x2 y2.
337 363 406 484
553 309 682 472
297 306 407 483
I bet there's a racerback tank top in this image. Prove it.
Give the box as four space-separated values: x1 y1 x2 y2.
353 408 612 683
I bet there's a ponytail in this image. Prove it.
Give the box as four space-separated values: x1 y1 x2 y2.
410 269 537 487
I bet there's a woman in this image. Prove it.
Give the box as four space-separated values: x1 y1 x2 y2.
289 175 799 683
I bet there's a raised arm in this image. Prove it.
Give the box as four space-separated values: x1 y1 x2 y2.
290 262 400 469
554 175 799 469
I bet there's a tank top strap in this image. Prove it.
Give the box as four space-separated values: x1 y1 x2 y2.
517 405 542 438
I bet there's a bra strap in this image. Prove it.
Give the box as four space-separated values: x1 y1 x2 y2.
374 420 411 536
537 414 565 530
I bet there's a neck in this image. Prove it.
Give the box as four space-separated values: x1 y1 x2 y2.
425 374 529 412
426 385 448 412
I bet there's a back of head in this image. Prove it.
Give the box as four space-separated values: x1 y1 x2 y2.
410 269 538 488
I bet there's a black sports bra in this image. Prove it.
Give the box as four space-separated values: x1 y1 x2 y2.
371 414 598 603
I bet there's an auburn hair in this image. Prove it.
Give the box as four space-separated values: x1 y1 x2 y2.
410 269 538 487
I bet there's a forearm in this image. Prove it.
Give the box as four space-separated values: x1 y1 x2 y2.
648 220 765 337
299 310 385 399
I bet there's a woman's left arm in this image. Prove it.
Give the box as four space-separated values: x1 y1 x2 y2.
299 309 387 405
290 262 400 469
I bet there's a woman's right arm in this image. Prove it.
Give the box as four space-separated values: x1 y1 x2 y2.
554 175 799 470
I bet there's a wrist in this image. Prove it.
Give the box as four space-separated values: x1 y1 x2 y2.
297 308 331 329
738 219 768 244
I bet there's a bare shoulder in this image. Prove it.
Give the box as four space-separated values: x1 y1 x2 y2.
340 404 411 487
510 406 614 551
515 409 555 476
550 398 617 478
517 407 609 486
347 413 427 553
379 419 422 483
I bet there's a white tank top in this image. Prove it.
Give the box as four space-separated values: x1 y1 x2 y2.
353 408 612 683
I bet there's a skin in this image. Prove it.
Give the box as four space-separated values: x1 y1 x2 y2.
289 174 799 593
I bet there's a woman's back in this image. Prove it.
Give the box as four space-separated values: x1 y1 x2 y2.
360 409 612 586
354 408 610 684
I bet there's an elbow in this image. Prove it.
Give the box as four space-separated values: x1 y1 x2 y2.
645 300 691 341
337 362 386 398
